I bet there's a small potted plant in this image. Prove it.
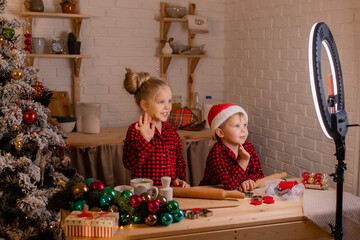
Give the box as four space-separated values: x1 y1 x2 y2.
60 0 76 14
67 32 81 54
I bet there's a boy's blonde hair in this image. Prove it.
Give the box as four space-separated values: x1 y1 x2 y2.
214 112 245 141
123 68 169 108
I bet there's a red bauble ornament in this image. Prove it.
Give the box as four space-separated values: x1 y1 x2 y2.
24 33 31 39
89 180 105 191
24 38 31 45
302 179 309 185
23 109 38 125
314 180 321 185
24 46 32 51
31 82 44 98
314 173 322 181
148 200 160 213
302 172 309 179
130 195 142 208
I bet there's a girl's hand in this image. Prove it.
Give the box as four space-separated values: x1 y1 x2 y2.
238 144 250 161
135 113 155 142
173 178 190 188
238 179 255 192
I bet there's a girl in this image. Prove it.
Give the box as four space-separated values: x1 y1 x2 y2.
123 68 189 187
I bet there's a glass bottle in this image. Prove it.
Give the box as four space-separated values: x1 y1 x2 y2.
191 92 202 122
202 96 213 128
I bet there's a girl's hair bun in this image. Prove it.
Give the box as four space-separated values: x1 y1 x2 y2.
123 68 151 94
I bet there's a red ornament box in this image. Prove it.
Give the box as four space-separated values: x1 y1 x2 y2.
302 172 328 190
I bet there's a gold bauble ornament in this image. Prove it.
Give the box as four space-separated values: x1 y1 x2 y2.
107 205 119 212
140 192 152 202
14 134 23 151
145 214 157 226
90 207 101 212
59 180 67 189
308 177 314 184
11 67 23 80
71 182 89 199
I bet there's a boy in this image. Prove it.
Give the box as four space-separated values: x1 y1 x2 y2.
200 104 264 192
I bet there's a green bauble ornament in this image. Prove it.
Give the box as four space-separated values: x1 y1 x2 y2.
69 202 75 211
119 214 130 226
167 200 179 214
73 200 86 210
2 28 15 40
161 212 173 226
121 190 133 198
102 187 116 197
85 178 96 186
100 194 112 208
132 214 142 224
173 209 184 222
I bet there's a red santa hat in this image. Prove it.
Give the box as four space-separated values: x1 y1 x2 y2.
208 104 248 139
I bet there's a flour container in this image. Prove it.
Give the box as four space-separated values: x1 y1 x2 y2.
75 102 101 133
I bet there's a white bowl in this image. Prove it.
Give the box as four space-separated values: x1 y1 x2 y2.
59 121 76 133
166 6 187 18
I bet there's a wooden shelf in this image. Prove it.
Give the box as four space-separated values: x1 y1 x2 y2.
161 54 208 58
21 11 91 19
22 1 90 104
160 17 187 22
26 53 91 59
160 2 207 107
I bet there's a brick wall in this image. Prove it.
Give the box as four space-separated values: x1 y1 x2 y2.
225 0 360 193
10 0 225 127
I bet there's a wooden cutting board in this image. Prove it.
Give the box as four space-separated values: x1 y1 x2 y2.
175 197 241 210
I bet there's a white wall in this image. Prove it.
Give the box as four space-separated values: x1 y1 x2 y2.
9 0 360 193
224 0 360 193
10 0 225 127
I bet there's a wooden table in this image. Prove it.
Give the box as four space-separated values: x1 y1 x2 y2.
66 196 331 240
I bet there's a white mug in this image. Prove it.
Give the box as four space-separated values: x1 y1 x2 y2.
130 178 159 199
114 185 134 194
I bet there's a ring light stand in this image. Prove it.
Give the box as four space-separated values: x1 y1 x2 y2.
308 22 348 240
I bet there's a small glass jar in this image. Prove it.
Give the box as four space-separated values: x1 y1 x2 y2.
172 95 182 112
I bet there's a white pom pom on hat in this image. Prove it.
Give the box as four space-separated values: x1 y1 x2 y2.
207 104 248 139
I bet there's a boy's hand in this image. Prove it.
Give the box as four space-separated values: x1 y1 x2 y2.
173 178 190 188
238 144 250 161
238 179 255 192
135 113 155 142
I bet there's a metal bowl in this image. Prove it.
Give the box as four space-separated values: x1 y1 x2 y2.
166 6 187 18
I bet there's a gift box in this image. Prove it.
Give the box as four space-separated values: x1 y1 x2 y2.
65 210 119 238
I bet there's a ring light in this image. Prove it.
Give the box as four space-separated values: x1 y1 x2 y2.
308 22 348 145
308 22 348 240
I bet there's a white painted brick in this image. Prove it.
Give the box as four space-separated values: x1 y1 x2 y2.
294 157 312 170
90 0 115 7
297 136 316 151
283 143 301 157
270 100 287 112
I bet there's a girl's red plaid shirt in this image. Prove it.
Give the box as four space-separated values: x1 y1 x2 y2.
123 122 186 186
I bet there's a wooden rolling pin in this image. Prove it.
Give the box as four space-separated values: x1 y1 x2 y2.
173 172 287 200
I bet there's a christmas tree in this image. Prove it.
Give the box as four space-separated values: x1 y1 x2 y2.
0 0 73 239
